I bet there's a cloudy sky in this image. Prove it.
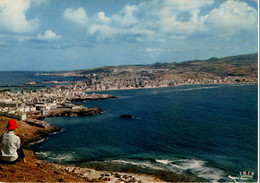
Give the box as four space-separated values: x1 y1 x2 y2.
0 0 258 71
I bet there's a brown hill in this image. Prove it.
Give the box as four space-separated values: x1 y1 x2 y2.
0 116 90 182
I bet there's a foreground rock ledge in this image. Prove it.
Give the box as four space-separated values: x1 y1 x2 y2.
0 108 103 182
0 116 89 182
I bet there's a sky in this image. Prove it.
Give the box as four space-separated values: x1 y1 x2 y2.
0 0 258 71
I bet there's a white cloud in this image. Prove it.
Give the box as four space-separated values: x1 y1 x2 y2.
96 12 111 24
14 35 33 42
63 8 88 26
146 48 164 58
146 48 163 52
0 0 40 33
64 0 257 41
160 0 214 12
156 0 213 35
87 4 139 38
89 24 117 39
111 4 138 27
37 30 62 41
0 33 34 43
207 0 257 35
86 0 214 39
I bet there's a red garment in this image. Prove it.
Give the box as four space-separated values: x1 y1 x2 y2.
7 119 17 130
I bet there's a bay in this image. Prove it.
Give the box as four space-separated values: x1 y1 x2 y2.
31 83 258 182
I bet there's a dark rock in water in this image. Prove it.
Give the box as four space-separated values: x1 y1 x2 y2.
120 115 134 119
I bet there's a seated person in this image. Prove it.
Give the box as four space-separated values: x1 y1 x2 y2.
0 119 26 163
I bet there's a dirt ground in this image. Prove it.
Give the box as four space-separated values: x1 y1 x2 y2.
0 116 93 182
0 150 92 182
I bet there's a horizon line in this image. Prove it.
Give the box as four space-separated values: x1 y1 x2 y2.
0 52 257 73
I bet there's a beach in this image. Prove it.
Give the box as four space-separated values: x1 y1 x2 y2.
0 116 167 182
0 108 207 182
0 83 258 182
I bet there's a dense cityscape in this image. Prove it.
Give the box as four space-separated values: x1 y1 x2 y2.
0 53 257 124
0 84 112 122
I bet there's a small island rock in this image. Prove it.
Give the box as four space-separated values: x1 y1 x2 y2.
120 115 134 119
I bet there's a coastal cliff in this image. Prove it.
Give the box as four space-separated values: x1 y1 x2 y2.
27 107 103 120
0 115 203 182
0 116 90 182
0 116 167 182
0 107 103 182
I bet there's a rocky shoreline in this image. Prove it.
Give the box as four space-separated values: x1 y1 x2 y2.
0 115 167 182
27 107 103 120
1 83 257 182
0 109 204 182
71 95 118 102
0 116 90 182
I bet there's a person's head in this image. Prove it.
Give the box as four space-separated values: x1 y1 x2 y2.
7 119 17 131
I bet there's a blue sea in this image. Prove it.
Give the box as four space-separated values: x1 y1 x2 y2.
0 71 76 85
0 72 257 181
0 71 84 92
28 83 258 182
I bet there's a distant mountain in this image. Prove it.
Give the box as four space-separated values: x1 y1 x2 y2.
39 53 258 90
72 53 258 90
78 53 257 76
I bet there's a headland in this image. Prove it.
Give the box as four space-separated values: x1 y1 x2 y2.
0 116 201 182
0 53 258 182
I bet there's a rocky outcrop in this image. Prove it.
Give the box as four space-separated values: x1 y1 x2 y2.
46 107 103 118
26 119 50 128
71 95 118 102
120 114 134 119
27 107 103 120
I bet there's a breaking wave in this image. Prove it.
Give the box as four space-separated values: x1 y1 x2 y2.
150 85 221 95
101 158 226 182
108 159 165 170
156 159 225 182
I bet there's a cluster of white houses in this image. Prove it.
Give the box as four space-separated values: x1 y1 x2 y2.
1 71 256 121
0 86 92 121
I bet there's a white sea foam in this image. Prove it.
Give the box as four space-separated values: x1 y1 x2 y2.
48 153 75 161
170 159 225 182
151 90 173 95
150 86 220 95
50 128 64 135
155 159 183 170
109 159 164 170
35 151 51 158
155 159 171 165
109 158 225 181
176 86 219 92
28 138 46 146
118 96 134 99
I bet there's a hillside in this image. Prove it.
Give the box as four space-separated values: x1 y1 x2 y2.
38 53 258 90
76 53 258 90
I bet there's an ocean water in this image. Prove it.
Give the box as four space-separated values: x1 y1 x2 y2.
31 83 258 182
0 71 81 86
0 71 83 92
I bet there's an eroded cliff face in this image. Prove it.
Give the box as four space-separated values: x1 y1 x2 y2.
0 116 61 146
0 116 90 182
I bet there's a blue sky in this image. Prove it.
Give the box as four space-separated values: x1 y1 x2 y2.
0 0 258 71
